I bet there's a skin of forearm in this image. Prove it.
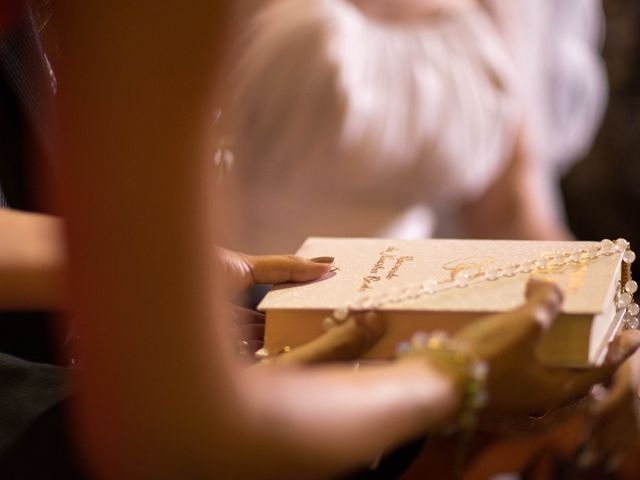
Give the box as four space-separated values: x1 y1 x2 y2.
237 359 464 478
53 1 465 478
0 209 64 309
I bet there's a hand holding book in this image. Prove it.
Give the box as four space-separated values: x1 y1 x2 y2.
395 280 640 429
223 245 640 476
453 280 640 416
218 247 387 364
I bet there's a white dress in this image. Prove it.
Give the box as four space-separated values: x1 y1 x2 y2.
232 0 606 253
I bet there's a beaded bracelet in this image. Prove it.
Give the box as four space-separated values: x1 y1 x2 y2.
396 331 488 478
395 331 489 430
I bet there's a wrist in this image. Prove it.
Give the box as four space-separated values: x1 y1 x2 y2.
408 357 468 430
396 332 488 432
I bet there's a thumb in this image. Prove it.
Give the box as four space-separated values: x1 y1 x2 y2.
510 278 564 348
523 278 564 332
455 278 563 357
552 330 640 403
604 329 640 367
275 312 386 365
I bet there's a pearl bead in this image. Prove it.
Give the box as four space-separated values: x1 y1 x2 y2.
333 307 349 322
569 251 581 262
471 361 490 381
616 238 630 252
322 317 336 331
422 280 438 294
629 303 640 317
625 280 638 294
587 246 600 259
486 268 501 281
591 384 608 401
519 261 534 273
535 258 548 269
504 265 516 277
627 316 640 330
354 297 374 310
619 292 633 308
411 331 429 348
454 272 471 288
427 331 448 348
601 239 614 249
600 239 615 255
623 250 636 264
548 253 563 265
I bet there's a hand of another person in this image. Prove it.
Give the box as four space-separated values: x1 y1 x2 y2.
231 306 386 366
217 246 335 297
270 312 386 365
219 247 387 364
581 350 640 470
422 280 640 418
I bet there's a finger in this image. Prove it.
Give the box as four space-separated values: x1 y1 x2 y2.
604 329 640 366
590 361 633 419
247 254 334 285
275 312 386 365
455 279 563 356
230 306 265 327
523 278 564 331
549 331 640 403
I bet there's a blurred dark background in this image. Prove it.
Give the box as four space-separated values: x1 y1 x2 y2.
562 0 640 248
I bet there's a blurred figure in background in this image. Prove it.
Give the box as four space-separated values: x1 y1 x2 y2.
231 0 606 254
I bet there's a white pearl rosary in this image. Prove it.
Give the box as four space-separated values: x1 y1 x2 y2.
322 238 639 331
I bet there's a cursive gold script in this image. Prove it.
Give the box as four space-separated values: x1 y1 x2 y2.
358 247 415 291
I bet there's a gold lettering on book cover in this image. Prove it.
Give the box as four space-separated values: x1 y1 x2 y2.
386 257 415 279
357 247 590 293
358 247 415 291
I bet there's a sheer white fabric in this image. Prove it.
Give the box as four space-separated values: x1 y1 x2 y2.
483 0 607 173
232 0 606 253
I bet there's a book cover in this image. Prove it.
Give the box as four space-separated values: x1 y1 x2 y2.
259 237 627 367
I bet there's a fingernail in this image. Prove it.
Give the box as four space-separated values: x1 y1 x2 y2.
526 278 563 302
527 281 563 322
310 256 335 264
355 312 386 341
